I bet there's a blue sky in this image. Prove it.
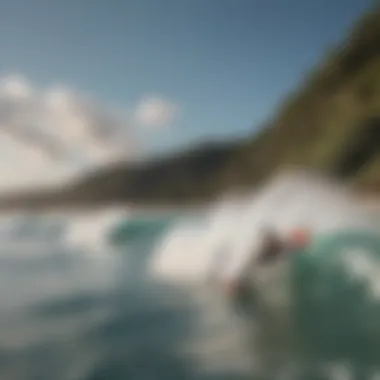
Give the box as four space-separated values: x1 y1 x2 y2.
0 0 374 158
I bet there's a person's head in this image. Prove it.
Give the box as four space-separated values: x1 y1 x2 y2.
288 228 311 249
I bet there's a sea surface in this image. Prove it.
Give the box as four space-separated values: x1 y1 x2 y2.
0 210 257 380
0 189 380 380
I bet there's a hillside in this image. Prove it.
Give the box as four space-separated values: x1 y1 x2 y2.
0 6 380 209
227 6 380 189
0 142 241 208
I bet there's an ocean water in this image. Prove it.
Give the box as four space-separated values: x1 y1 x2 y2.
0 172 380 380
0 210 257 380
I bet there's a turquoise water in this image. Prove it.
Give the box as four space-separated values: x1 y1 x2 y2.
289 231 380 378
0 212 380 379
0 212 254 380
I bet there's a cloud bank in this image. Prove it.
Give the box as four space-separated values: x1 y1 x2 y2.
0 75 136 165
0 75 178 190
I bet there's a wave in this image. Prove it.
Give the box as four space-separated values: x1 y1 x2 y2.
149 170 377 283
0 170 380 377
144 169 380 374
1 168 376 275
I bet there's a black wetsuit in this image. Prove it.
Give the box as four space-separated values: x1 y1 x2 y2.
233 238 285 317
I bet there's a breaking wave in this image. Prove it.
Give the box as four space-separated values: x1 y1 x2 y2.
0 170 380 379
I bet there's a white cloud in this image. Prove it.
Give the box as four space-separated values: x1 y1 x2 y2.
0 75 138 190
0 75 178 191
134 96 178 128
0 75 34 99
0 132 71 190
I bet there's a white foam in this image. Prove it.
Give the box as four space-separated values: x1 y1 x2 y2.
65 208 128 254
149 170 377 284
149 222 211 282
0 207 129 258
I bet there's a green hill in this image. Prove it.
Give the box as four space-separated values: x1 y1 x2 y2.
226 6 380 189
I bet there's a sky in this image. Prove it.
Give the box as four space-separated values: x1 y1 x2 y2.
0 0 374 186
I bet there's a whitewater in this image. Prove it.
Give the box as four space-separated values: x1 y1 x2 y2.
0 206 257 380
0 170 380 379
